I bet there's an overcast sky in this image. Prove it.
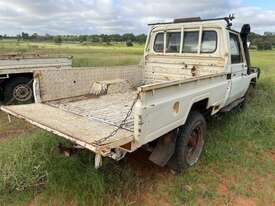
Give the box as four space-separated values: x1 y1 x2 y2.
0 0 274 35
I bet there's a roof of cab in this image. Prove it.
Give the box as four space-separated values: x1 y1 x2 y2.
148 16 235 28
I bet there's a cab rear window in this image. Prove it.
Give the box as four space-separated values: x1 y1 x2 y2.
182 31 199 53
166 32 181 53
201 31 217 53
153 30 218 54
153 33 164 52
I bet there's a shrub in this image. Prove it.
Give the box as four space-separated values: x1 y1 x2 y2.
126 40 133 47
250 45 257 50
54 36 62 44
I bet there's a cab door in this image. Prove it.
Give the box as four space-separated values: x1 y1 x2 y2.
226 32 248 104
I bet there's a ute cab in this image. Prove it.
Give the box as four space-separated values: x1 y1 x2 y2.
144 16 259 108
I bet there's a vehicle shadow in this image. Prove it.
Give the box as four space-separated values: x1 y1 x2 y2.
119 148 173 177
101 148 176 205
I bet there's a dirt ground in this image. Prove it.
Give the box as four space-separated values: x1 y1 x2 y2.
0 111 35 141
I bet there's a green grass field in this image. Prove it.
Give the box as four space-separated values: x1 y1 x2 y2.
0 42 274 206
0 41 144 67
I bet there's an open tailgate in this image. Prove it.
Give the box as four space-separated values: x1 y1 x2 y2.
1 103 134 155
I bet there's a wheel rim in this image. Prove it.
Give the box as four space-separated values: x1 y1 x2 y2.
13 84 32 102
186 121 204 166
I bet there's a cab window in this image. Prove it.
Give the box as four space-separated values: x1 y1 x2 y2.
152 30 218 54
166 32 181 53
153 33 164 52
230 33 243 64
201 31 217 53
182 31 199 53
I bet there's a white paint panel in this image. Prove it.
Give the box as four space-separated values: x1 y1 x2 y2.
133 75 228 148
0 58 72 70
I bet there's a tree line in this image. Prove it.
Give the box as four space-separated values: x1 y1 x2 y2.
0 32 147 45
249 32 275 50
0 31 274 50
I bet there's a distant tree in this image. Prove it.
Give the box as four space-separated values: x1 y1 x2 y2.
88 35 100 43
264 32 274 36
31 33 39 40
100 34 111 43
54 35 63 44
248 32 275 49
122 33 136 42
21 32 29 40
109 34 122 42
79 35 88 43
63 35 76 42
0 35 3 40
16 34 21 41
257 41 272 50
136 34 147 43
45 33 52 41
248 32 261 45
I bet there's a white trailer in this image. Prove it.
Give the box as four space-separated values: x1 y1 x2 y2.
1 17 259 171
0 54 72 104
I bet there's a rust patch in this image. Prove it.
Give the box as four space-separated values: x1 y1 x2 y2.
120 142 132 151
191 65 200 77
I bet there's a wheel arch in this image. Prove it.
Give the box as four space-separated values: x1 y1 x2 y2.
189 98 213 117
148 98 211 168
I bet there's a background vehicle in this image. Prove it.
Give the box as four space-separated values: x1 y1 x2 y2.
1 17 259 171
0 54 72 104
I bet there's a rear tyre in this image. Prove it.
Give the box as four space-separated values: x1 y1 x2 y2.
4 77 34 105
175 111 206 171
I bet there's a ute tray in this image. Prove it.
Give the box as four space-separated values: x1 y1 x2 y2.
1 103 134 154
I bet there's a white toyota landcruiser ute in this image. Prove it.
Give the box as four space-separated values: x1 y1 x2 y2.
1 16 260 171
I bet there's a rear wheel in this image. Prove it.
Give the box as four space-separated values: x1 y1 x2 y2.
175 111 206 171
4 77 34 105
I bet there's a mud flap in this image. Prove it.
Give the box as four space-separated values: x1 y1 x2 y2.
149 131 176 167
